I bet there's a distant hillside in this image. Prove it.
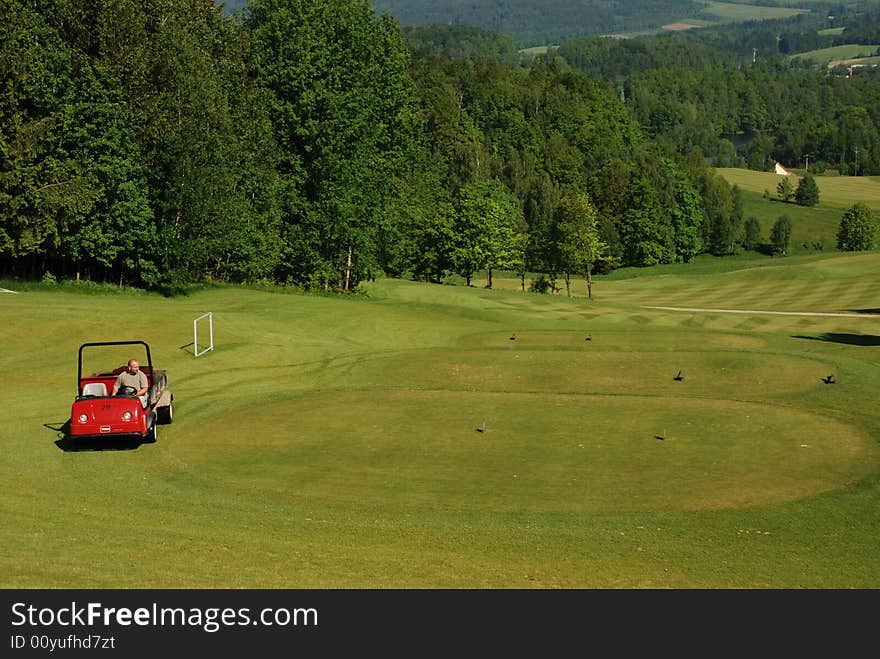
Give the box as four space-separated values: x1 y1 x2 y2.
219 1 701 39
218 2 866 49
791 43 880 65
371 0 705 46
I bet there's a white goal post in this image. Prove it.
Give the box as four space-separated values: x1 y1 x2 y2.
194 312 214 357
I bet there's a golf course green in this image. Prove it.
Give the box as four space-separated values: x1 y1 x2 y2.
2 251 878 587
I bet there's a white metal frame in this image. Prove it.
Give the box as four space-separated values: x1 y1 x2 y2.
193 312 214 357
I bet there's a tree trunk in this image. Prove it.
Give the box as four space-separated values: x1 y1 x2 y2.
586 262 593 300
564 270 571 297
344 245 352 292
487 268 493 289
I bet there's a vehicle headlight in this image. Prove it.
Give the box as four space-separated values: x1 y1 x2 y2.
122 411 132 421
78 414 88 423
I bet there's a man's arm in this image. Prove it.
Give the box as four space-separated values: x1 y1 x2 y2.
136 372 148 397
111 373 123 395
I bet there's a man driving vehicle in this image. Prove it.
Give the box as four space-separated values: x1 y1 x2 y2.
112 358 149 406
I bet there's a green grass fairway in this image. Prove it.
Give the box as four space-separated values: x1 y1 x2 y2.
2 253 880 587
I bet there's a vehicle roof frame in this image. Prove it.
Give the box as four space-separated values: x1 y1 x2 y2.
77 341 153 387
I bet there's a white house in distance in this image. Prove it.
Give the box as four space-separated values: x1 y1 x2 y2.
775 161 794 176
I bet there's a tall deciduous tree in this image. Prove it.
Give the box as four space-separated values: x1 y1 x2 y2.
55 61 155 286
556 190 606 299
770 215 792 256
453 179 521 288
794 173 819 207
139 0 274 290
0 2 71 275
743 216 762 251
247 0 421 290
668 161 705 261
836 202 877 251
776 176 794 202
481 180 523 289
618 179 674 266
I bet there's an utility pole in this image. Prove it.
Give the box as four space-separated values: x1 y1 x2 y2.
804 153 810 172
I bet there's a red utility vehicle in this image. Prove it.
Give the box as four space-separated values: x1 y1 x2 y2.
69 341 173 443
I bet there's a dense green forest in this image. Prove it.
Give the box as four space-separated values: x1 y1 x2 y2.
2 0 877 293
556 8 880 173
401 24 521 66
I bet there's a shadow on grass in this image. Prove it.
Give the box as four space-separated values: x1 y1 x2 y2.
793 333 880 347
849 308 880 315
45 419 144 452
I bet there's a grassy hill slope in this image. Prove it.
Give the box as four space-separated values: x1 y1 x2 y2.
716 169 880 253
2 251 879 587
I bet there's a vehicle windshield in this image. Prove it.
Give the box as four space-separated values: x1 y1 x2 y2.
80 344 150 378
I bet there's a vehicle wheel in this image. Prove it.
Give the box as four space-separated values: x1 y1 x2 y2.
145 419 157 443
157 402 173 425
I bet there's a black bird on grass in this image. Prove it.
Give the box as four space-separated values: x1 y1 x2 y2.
673 370 684 381
822 374 836 384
